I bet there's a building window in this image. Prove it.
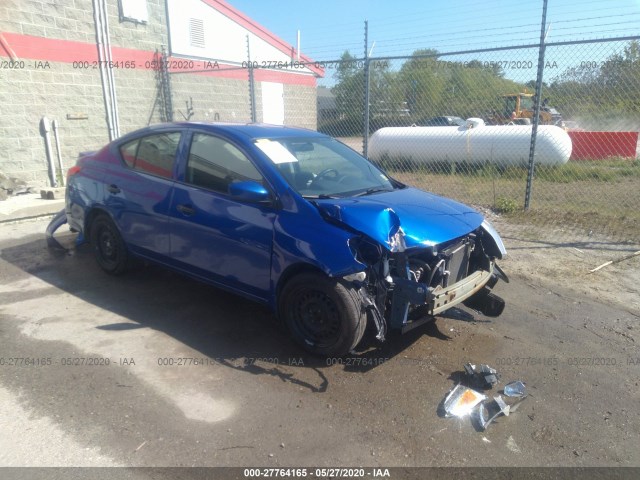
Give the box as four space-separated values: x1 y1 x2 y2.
189 18 205 48
119 0 148 24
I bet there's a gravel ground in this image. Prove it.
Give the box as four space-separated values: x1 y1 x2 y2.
0 217 638 478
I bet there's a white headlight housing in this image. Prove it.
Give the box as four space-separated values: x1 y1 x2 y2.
481 220 507 259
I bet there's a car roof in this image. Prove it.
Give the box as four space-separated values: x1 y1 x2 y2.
428 116 462 121
123 122 327 141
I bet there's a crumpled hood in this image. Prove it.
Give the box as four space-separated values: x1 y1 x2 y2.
315 187 484 250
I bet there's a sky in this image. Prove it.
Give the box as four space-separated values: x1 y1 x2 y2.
226 0 640 85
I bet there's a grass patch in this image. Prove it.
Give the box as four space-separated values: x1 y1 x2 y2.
389 166 640 242
382 158 640 183
494 197 521 214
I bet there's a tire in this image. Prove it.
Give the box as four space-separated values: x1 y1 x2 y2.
89 214 129 275
278 272 367 356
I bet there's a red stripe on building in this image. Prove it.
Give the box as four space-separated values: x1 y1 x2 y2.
2 32 99 62
0 32 317 86
200 0 325 77
1 32 155 64
176 64 316 86
255 68 316 86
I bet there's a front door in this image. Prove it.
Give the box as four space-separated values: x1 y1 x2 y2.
168 132 276 300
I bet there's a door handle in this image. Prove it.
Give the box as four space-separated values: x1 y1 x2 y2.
177 204 196 216
107 184 121 194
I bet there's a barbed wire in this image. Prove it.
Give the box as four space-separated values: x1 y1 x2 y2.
295 2 640 61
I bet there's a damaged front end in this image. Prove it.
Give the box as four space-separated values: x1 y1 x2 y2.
340 210 508 342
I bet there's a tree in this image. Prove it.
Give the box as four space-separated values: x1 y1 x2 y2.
394 50 521 121
397 49 446 119
332 50 365 126
329 51 402 134
548 40 640 127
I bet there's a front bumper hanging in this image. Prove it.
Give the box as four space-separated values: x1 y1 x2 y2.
389 263 504 331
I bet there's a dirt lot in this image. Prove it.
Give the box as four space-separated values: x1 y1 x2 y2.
0 216 639 477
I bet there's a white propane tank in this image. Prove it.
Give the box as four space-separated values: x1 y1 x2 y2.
368 120 572 166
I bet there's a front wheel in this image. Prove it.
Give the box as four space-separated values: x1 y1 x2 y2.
278 272 367 356
89 214 129 275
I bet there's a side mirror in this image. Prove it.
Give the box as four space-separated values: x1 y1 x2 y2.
229 181 270 203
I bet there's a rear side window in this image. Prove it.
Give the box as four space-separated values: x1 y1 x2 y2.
186 133 263 194
118 132 181 179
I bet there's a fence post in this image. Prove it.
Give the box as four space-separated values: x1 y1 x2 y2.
363 20 371 157
524 0 549 210
160 46 173 122
247 35 257 123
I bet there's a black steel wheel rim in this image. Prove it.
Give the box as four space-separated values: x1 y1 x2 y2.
290 289 341 347
98 227 117 264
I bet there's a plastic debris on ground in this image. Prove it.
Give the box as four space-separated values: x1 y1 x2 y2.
443 384 487 418
478 384 528 431
480 395 510 431
504 380 527 397
463 362 499 388
442 362 528 431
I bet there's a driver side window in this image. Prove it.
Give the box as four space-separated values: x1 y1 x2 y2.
186 133 264 194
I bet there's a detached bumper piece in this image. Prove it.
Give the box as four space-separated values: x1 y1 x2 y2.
45 209 68 249
389 263 504 331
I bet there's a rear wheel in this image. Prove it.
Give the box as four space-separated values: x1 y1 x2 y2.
278 272 367 356
89 214 129 275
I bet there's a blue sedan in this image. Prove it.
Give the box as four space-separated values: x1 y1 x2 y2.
56 123 507 356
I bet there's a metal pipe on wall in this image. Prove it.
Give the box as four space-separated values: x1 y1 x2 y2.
100 0 120 138
40 117 58 187
52 119 65 187
92 0 115 141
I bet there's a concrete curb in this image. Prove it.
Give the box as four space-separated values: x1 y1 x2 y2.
0 194 65 225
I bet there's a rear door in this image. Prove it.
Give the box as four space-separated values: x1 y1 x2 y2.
103 130 183 259
168 131 276 300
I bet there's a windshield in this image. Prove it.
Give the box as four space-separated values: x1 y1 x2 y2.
254 137 396 198
520 96 533 110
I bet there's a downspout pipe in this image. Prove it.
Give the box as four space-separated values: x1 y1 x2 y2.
100 0 120 138
92 0 115 141
40 117 58 187
52 119 65 187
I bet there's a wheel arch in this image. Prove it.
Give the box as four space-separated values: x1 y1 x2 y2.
84 206 115 237
275 262 327 306
276 268 368 355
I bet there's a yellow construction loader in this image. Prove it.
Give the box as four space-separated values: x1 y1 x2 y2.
487 93 563 126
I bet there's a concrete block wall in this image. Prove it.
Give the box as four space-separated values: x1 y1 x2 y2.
170 73 317 129
1 0 319 186
0 0 168 185
284 83 318 130
171 74 252 124
0 61 108 183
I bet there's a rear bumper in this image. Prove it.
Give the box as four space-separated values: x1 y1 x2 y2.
45 209 68 248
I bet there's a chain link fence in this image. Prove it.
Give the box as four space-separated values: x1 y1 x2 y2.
161 31 640 243
313 36 640 243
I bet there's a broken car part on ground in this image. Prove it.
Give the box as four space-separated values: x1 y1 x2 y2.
444 363 528 431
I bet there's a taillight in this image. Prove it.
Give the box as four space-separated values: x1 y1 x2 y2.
67 165 81 178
